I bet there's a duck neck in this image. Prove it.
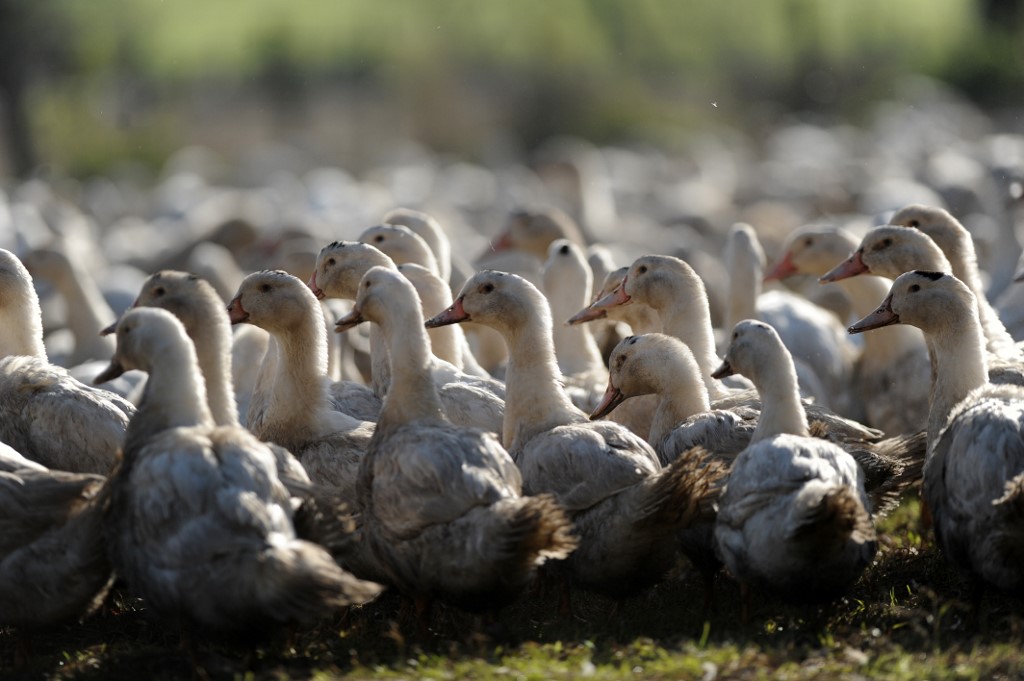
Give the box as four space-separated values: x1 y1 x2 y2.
191 319 240 427
620 304 661 334
425 322 463 369
137 342 215 434
653 284 728 401
926 314 989 446
550 309 604 377
649 363 711 446
503 308 585 452
749 350 809 443
57 259 114 350
0 299 46 359
369 324 392 398
263 307 332 434
941 231 1018 361
375 301 446 432
725 258 759 332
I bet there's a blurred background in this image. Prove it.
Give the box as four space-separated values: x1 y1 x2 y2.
2 0 1022 181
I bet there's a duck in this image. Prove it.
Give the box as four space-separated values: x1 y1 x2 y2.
821 224 1024 386
308 240 506 437
766 225 931 434
333 266 576 610
712 320 877 604
22 243 116 366
723 223 857 414
228 270 376 495
541 239 608 407
0 248 132 474
425 270 724 599
106 270 314 494
95 307 381 635
0 445 112 647
586 254 883 444
593 332 925 516
382 207 452 283
487 207 587 262
849 270 1024 591
889 204 1021 363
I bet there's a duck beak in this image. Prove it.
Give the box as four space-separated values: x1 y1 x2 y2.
425 296 469 328
227 296 250 324
307 270 325 300
589 382 626 420
488 230 514 253
334 307 365 333
848 294 899 334
1015 269 1024 283
94 358 126 385
819 250 868 283
764 251 798 282
711 359 734 379
566 304 607 325
99 319 118 336
590 278 632 310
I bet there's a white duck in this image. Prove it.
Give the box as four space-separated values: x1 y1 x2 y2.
228 270 375 495
334 266 576 610
426 270 723 599
96 307 381 634
586 254 883 444
712 320 877 603
108 270 313 494
767 225 931 434
541 239 608 407
308 240 506 437
723 223 857 413
382 207 452 283
850 270 1024 590
0 249 132 474
889 204 1021 363
821 224 1024 386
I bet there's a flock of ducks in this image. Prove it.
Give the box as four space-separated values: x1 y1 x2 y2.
3 171 1024 665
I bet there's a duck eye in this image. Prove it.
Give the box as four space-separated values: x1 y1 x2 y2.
908 219 920 227
153 287 165 297
559 244 570 255
732 331 739 340
365 281 372 288
909 284 920 293
637 265 648 274
260 284 271 293
374 235 385 243
327 258 336 266
480 283 494 294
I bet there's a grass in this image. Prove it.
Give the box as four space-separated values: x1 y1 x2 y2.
4 496 1024 680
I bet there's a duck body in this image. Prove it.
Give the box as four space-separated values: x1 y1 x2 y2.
101 307 380 635
0 453 111 629
342 266 575 609
715 434 875 601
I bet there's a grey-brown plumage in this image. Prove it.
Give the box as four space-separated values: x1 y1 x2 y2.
0 447 112 630
343 267 575 609
0 248 132 475
99 307 381 635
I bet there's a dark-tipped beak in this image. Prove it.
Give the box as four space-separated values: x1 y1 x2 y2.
334 308 365 333
848 295 899 334
711 359 735 380
425 296 469 328
227 296 250 325
567 304 608 326
94 358 126 385
819 250 868 283
589 383 626 420
99 319 118 336
764 251 798 282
